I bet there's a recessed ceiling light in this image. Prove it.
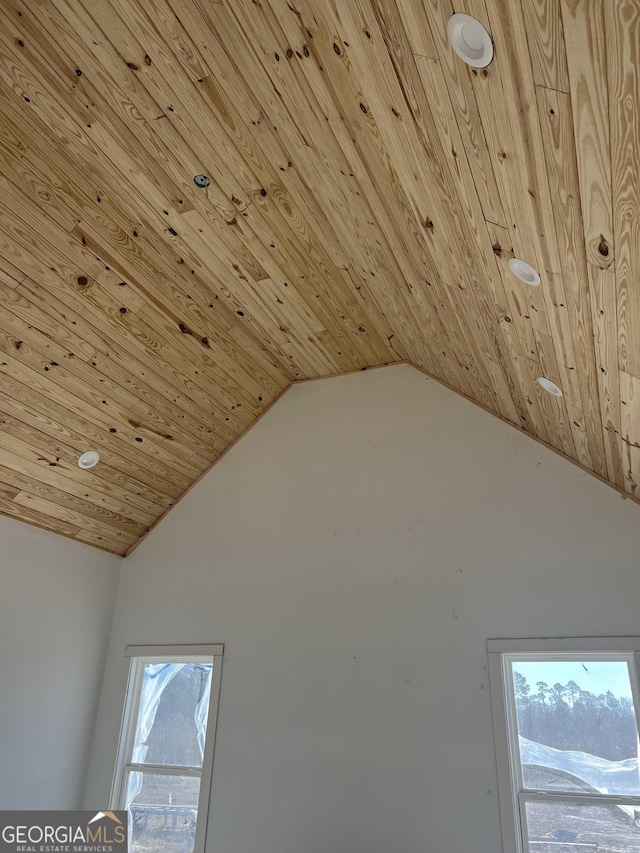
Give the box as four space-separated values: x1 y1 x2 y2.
447 13 493 68
78 450 100 469
537 377 563 397
193 174 211 188
508 258 541 286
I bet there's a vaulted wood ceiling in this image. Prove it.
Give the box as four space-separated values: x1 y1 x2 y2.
0 0 636 555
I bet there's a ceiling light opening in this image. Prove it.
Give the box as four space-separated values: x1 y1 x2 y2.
508 258 541 286
447 14 493 68
78 450 100 469
537 377 563 397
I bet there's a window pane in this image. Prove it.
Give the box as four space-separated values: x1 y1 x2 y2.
127 771 201 853
522 766 594 794
511 660 640 795
524 799 640 852
133 662 213 767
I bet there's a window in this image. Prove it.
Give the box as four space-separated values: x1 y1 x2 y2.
489 638 640 853
111 645 224 853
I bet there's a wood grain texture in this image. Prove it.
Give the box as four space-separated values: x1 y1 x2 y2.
561 0 614 269
0 0 636 554
536 86 606 475
524 0 570 93
607 0 640 378
588 265 624 487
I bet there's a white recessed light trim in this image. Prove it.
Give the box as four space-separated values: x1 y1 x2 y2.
537 377 563 397
508 258 541 286
447 13 493 68
78 450 100 469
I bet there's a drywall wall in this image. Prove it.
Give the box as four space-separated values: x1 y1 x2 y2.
85 364 640 852
0 519 120 809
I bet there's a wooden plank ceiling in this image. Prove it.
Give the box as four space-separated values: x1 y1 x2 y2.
0 0 636 555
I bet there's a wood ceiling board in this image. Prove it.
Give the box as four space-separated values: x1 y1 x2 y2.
19 4 375 379
318 0 516 406
468 4 584 458
208 2 453 376
68 0 392 375
0 275 238 455
0 257 26 289
535 86 606 475
0 0 638 555
0 369 175 510
587 264 624 489
523 0 570 93
0 287 209 480
606 1 640 379
560 0 614 270
417 0 506 228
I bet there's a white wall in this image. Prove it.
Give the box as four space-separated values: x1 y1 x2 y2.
85 364 640 852
0 518 120 809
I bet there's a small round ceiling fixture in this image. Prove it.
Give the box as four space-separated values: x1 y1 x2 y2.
193 174 211 188
508 257 541 286
537 377 563 397
78 450 100 469
447 13 493 68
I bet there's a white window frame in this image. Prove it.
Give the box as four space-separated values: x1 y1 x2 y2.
110 644 224 853
488 637 640 853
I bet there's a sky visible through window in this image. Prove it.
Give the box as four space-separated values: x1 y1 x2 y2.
513 660 633 701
